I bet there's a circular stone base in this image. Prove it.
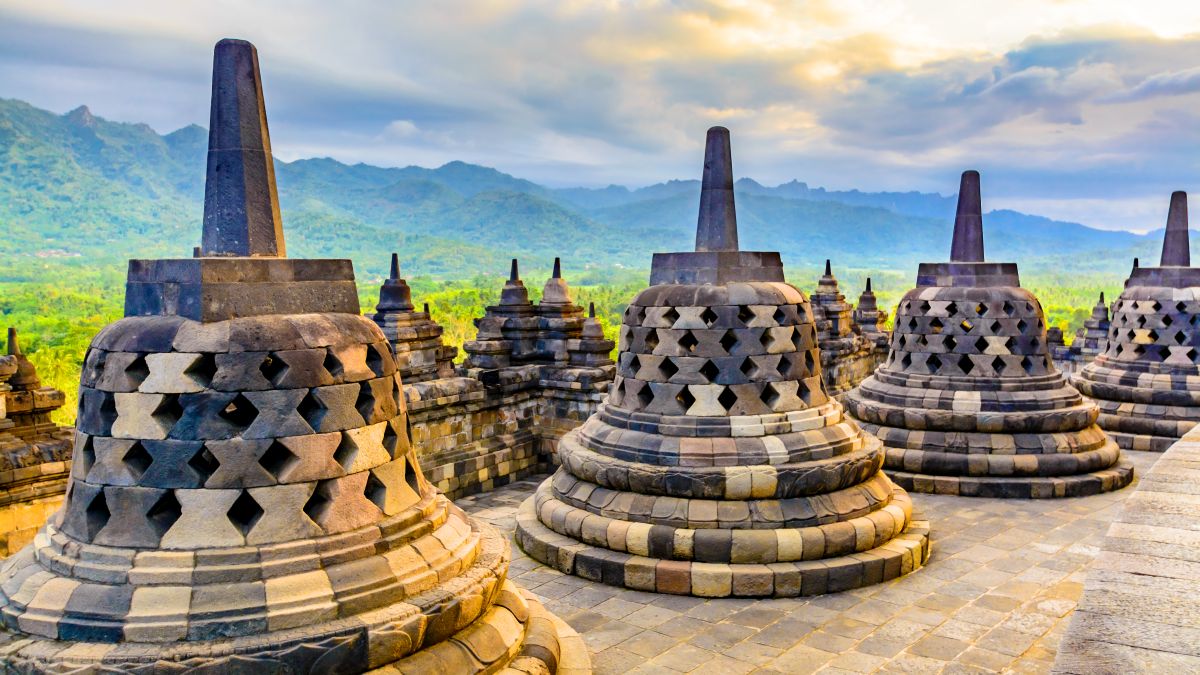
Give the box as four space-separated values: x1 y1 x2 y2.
886 458 1135 499
515 497 931 598
0 525 580 674
1100 428 1181 452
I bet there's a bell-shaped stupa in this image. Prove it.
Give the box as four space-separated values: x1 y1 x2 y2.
0 39 584 673
843 171 1134 498
370 253 456 383
515 127 930 598
1073 192 1200 451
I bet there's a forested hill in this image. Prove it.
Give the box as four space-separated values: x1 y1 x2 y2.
0 97 1166 282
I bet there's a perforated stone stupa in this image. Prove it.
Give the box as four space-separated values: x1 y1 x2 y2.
1072 192 1200 451
0 39 585 673
0 329 73 557
1052 292 1110 374
514 127 930 598
370 253 456 383
809 261 889 396
843 171 1134 498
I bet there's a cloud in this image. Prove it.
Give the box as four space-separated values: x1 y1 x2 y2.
1103 65 1200 102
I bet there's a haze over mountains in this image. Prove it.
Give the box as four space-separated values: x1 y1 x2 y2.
0 98 1168 282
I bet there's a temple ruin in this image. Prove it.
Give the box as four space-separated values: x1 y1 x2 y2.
810 262 890 396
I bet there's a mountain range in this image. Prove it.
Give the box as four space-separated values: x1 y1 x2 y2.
0 97 1168 283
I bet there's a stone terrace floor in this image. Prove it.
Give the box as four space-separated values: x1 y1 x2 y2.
458 450 1159 675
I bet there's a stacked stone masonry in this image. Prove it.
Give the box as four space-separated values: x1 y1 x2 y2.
844 171 1134 499
515 127 930 598
0 329 74 557
810 262 889 397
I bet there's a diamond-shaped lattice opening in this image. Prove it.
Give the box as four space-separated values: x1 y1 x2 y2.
759 329 773 350
700 307 720 327
1192 316 1200 327
960 319 974 332
699 360 720 383
973 336 989 352
945 302 958 316
944 335 958 351
636 384 654 409
1002 301 1015 316
1188 348 1199 362
1017 319 1029 333
930 317 944 334
927 353 943 373
404 457 421 494
260 440 299 481
146 490 182 537
718 387 739 411
720 330 738 353
323 349 344 379
920 301 932 313
227 490 264 537
990 320 1002 333
364 471 387 512
303 480 333 525
676 386 696 412
738 305 755 325
1126 329 1137 341
792 328 804 351
992 356 1007 373
916 335 928 347
679 331 699 353
185 353 217 387
125 354 150 386
356 381 377 420
662 307 680 327
260 353 288 383
123 441 153 480
334 433 359 470
1164 314 1175 327
644 329 660 352
1115 344 1124 356
220 394 258 430
740 358 756 378
84 490 110 541
627 354 641 376
957 354 975 375
188 446 219 484
903 302 911 313
660 358 679 379
805 350 815 373
897 335 907 349
76 435 96 478
975 303 987 316
1148 329 1160 342
298 391 324 428
1177 301 1188 313
1031 337 1040 349
901 353 912 369
382 422 400 458
1137 315 1147 328
760 383 780 410
366 345 387 377
1152 301 1163 312
1175 331 1188 345
1004 336 1016 351
907 317 918 330
1021 356 1035 374
773 307 788 325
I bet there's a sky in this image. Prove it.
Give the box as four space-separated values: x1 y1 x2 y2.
2 1 1200 232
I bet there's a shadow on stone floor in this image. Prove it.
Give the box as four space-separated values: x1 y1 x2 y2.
457 450 1160 675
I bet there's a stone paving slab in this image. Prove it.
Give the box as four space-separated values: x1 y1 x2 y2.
458 450 1159 675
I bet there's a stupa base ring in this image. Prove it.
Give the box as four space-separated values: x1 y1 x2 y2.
0 525 585 674
1099 428 1184 453
886 458 1135 499
515 495 930 598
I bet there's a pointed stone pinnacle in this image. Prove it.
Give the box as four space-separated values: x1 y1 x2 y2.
509 258 520 282
588 302 596 318
390 253 400 280
201 38 285 258
950 170 985 263
1099 291 1105 303
423 302 430 315
1160 191 1190 267
866 277 873 292
7 327 19 356
552 257 562 279
824 259 832 276
1134 257 1140 269
695 126 739 252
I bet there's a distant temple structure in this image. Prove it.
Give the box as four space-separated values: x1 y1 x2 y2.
369 253 456 383
843 171 1134 498
810 261 889 396
515 127 929 597
1072 192 1200 451
0 329 73 556
0 38 585 673
1050 292 1111 374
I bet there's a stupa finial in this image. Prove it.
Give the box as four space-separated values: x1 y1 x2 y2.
588 302 596 318
200 38 285 258
7 327 20 356
824 259 832 276
695 126 738 252
950 170 984 263
509 258 520 281
1160 191 1190 267
389 252 401 279
1099 291 1105 303
552 257 562 279
866 277 873 292
1134 257 1140 269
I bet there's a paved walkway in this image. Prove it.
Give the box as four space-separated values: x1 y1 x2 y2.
458 450 1159 675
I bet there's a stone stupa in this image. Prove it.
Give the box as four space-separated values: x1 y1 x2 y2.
0 39 585 673
370 253 456 383
1072 192 1200 451
843 171 1134 498
515 127 930 598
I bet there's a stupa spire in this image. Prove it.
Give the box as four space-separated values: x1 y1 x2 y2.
1160 191 1190 267
695 126 738 252
389 252 401 279
7 326 20 355
866 277 873 292
824 259 832 276
510 258 520 281
200 38 285 258
552 257 562 279
950 170 984 263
